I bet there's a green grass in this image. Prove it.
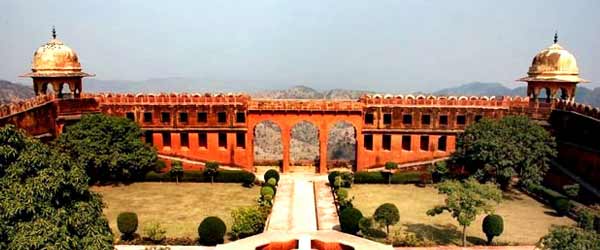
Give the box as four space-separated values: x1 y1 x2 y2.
350 184 575 245
91 182 258 239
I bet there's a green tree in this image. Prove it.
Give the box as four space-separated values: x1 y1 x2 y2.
204 161 220 184
0 125 113 249
373 203 400 235
169 160 184 184
539 225 600 250
427 178 502 246
56 114 158 183
452 116 556 189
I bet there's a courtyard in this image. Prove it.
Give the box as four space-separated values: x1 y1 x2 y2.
91 182 258 239
350 184 575 245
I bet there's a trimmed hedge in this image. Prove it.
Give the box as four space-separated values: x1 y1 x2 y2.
354 171 424 184
144 170 255 184
482 214 504 244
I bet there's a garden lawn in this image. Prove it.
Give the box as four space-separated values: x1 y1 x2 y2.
350 184 575 245
91 182 258 239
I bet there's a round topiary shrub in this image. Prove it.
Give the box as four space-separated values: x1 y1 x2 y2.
328 171 340 186
266 178 277 188
482 214 504 245
336 188 348 201
553 198 571 216
340 207 363 235
261 186 275 197
117 212 138 240
264 169 279 184
198 216 226 246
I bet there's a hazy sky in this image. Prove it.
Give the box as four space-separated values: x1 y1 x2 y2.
1 0 598 92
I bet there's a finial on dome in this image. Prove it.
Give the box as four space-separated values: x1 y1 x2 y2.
553 31 558 44
52 26 56 39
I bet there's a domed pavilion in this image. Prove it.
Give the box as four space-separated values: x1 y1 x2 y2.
20 27 93 98
519 33 588 102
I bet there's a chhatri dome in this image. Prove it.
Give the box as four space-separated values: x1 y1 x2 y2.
519 33 588 102
519 33 587 83
21 27 93 98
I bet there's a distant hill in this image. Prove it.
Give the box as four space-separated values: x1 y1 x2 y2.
0 80 34 104
251 85 374 100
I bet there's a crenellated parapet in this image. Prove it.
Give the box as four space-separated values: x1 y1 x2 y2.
83 92 250 105
0 94 55 119
555 100 600 120
359 94 531 108
248 99 363 112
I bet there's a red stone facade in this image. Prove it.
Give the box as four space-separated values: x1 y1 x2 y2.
1 91 562 174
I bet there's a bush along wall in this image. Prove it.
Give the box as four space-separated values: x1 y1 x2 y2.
145 169 255 185
354 171 427 184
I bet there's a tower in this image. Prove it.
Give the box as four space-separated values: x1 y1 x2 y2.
20 27 93 98
518 33 588 102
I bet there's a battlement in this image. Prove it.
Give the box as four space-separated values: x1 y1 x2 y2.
555 100 600 120
248 99 363 112
83 92 251 105
359 94 531 108
0 94 55 119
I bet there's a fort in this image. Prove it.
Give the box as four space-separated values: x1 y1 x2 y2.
0 31 598 183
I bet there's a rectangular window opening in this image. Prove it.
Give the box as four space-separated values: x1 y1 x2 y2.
162 132 171 147
197 112 207 123
402 135 411 151
439 115 448 125
383 113 392 125
421 114 431 125
161 112 171 123
364 134 373 150
179 112 188 123
402 114 412 125
143 112 152 123
365 113 374 125
420 135 430 151
198 132 208 148
126 112 135 121
236 112 246 123
181 132 189 148
218 132 227 148
457 115 466 125
217 112 227 123
382 134 392 150
144 131 153 145
438 136 447 151
236 132 246 148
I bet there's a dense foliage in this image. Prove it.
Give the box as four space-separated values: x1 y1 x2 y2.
56 114 158 183
117 212 138 239
198 216 226 246
231 206 268 239
373 203 400 235
539 225 600 250
142 221 166 243
452 116 557 188
0 125 113 249
482 214 503 244
260 186 275 197
427 178 502 246
340 207 363 235
552 198 571 216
